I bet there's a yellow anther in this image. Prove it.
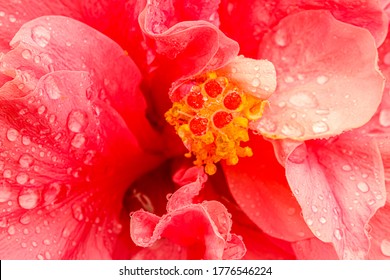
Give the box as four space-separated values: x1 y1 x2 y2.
165 71 266 175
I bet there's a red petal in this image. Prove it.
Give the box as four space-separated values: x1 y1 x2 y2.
130 166 246 259
139 0 239 82
254 10 384 140
292 238 339 260
285 133 386 259
223 136 313 242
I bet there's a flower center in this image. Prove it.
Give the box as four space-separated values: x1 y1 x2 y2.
165 72 267 175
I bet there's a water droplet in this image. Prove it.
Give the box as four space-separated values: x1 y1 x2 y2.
315 230 321 237
383 53 390 65
37 105 46 115
67 110 88 133
71 134 86 148
3 169 12 179
0 180 12 202
311 205 318 213
20 214 31 225
21 49 32 60
251 78 260 87
22 135 31 146
83 150 96 165
62 228 71 238
31 25 51 47
43 239 51 245
8 225 16 235
19 154 34 168
16 173 29 185
379 109 390 127
43 182 61 204
306 218 313 226
357 181 369 193
284 76 294 83
8 15 16 23
368 199 376 206
289 91 318 108
0 217 9 228
18 188 40 209
316 75 329 85
315 109 329 115
334 229 342 240
319 217 327 224
281 122 304 137
72 204 84 221
274 29 287 47
6 128 19 142
294 189 300 195
312 121 329 134
45 251 51 260
37 254 44 260
342 165 352 171
44 76 61 100
380 239 390 257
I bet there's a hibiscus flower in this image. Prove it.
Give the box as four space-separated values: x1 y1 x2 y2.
0 0 389 260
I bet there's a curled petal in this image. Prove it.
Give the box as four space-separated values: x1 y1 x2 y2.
130 167 246 259
254 10 384 140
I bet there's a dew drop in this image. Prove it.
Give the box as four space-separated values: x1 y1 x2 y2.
334 229 342 240
3 169 12 179
62 228 71 238
312 121 329 134
19 154 34 168
281 122 304 137
21 49 32 60
6 128 19 142
0 217 9 228
0 180 12 202
319 217 327 224
71 134 86 148
43 239 51 245
37 254 44 260
45 251 51 260
16 173 29 185
72 204 84 221
306 218 313 226
315 230 321 237
22 135 31 146
315 109 330 115
379 109 390 127
44 76 61 100
342 164 352 171
357 181 369 193
31 25 51 47
274 29 287 47
316 75 329 85
8 225 16 235
289 91 318 108
311 205 318 213
20 214 31 225
251 78 260 87
368 199 376 206
67 110 88 133
284 76 294 83
43 182 61 204
8 15 16 23
380 239 390 257
18 188 40 209
37 105 46 115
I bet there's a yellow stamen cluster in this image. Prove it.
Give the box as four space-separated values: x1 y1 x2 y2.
165 72 267 175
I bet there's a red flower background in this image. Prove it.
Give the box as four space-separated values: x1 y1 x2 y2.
0 0 390 260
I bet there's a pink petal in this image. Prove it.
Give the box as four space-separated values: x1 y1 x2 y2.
367 201 390 259
219 0 388 58
254 10 384 140
285 133 386 259
216 56 276 100
223 136 313 242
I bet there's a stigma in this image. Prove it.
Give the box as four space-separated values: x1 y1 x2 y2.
165 72 267 175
